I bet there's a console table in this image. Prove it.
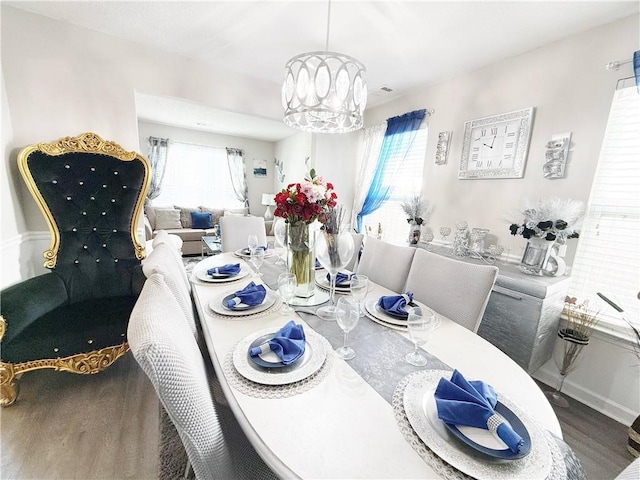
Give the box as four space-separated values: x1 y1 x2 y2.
421 245 571 373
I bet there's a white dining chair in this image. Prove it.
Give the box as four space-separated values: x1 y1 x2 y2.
344 233 365 272
405 248 498 333
219 215 267 253
142 242 196 339
128 273 277 480
356 237 416 292
152 228 184 256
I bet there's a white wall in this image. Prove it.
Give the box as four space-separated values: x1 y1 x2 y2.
362 14 639 424
137 121 275 216
273 131 313 191
365 14 638 268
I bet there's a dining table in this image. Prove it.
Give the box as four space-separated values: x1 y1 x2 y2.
191 251 584 480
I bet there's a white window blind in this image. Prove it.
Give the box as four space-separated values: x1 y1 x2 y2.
362 125 428 244
569 82 640 327
153 141 244 210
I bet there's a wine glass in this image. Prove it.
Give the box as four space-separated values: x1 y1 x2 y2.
439 226 451 241
315 230 354 320
247 234 259 254
350 275 369 317
273 217 287 266
277 272 297 314
335 297 360 360
405 306 436 367
249 248 265 277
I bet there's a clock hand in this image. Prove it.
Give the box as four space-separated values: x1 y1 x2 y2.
489 135 496 148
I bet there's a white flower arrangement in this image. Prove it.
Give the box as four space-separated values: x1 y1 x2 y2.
509 198 584 243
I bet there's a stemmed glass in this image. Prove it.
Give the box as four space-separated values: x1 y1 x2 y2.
335 297 359 360
405 306 436 367
249 249 265 277
277 272 297 314
315 230 354 320
247 234 259 254
273 217 287 266
350 275 369 317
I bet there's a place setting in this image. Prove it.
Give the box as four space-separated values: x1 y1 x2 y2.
315 270 354 294
207 281 279 318
195 262 250 284
363 291 441 331
393 368 558 480
224 320 334 398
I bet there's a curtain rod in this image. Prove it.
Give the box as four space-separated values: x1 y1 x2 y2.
605 59 633 71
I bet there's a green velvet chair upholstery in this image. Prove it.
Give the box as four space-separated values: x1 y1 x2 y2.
0 133 150 406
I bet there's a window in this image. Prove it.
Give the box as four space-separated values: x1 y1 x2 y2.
153 141 244 209
569 81 640 329
361 125 428 244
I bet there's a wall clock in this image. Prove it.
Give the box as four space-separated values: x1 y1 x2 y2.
458 107 534 179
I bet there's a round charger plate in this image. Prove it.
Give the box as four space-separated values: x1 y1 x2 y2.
209 289 278 317
233 327 327 385
196 267 249 283
403 370 552 480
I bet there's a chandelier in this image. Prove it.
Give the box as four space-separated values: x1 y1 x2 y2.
282 2 367 134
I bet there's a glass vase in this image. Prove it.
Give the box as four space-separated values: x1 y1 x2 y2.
546 327 590 407
287 222 316 298
519 237 553 275
315 229 354 320
408 220 421 245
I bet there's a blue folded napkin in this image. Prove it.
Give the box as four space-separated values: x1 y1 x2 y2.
207 263 240 276
315 258 321 269
377 292 414 316
327 271 352 286
226 281 267 309
434 370 524 454
249 321 306 365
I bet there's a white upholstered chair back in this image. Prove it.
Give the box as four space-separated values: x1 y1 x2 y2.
356 237 416 292
142 242 196 338
152 229 184 255
405 248 498 333
219 216 267 253
128 273 276 480
344 233 365 272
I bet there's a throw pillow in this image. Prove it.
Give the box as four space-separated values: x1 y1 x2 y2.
198 206 225 226
191 211 213 229
154 208 182 230
175 205 199 228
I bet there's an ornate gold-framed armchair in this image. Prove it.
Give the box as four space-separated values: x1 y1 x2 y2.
0 133 150 406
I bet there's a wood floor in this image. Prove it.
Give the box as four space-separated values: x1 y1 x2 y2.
1 353 636 479
0 353 159 479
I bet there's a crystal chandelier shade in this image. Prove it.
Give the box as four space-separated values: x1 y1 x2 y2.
282 50 367 134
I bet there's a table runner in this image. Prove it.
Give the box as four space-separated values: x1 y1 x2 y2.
257 258 585 480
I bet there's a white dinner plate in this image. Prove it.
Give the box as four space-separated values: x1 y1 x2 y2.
232 327 328 385
195 266 249 283
208 288 278 317
233 248 275 258
403 370 552 480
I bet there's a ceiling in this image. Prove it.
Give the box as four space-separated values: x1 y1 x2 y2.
7 1 638 141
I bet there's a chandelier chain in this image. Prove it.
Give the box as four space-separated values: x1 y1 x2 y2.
325 0 331 52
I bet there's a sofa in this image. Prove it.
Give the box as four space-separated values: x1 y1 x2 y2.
145 205 273 255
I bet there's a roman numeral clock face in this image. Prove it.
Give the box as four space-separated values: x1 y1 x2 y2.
459 108 534 179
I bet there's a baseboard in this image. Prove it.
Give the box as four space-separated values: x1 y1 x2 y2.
533 364 637 426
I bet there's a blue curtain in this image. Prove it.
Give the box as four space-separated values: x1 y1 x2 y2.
356 109 426 232
634 50 639 90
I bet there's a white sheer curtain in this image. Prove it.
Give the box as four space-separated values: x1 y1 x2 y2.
351 122 386 231
226 148 249 209
146 136 169 201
